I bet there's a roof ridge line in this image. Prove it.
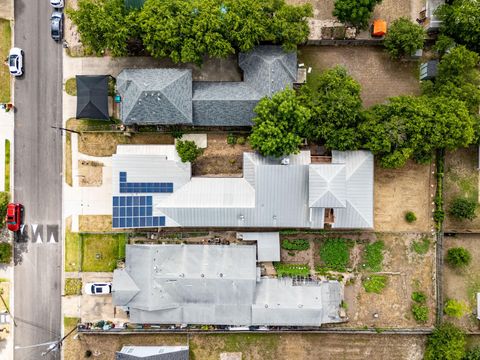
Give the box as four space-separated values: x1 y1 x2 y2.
161 71 193 122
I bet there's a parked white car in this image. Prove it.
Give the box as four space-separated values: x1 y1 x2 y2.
50 0 64 8
84 282 112 295
8 48 23 77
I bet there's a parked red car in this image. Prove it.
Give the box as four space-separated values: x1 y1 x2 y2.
6 203 23 232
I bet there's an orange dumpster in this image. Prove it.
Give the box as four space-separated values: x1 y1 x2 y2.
372 20 387 37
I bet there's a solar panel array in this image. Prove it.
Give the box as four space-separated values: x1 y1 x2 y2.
119 172 173 193
112 195 165 229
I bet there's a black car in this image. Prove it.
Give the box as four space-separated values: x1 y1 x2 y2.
50 11 63 42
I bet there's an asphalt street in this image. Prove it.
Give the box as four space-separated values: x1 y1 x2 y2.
13 0 63 359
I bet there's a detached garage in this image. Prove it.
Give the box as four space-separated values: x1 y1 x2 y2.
76 75 110 120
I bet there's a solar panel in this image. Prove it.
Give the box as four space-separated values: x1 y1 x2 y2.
112 195 166 229
118 172 174 194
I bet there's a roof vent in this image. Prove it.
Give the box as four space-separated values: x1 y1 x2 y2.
219 273 223 277
265 304 268 308
201 274 205 278
280 158 290 165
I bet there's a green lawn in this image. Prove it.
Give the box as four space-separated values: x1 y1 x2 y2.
64 278 82 296
65 229 82 272
0 19 11 103
64 317 80 331
81 233 126 272
5 139 10 191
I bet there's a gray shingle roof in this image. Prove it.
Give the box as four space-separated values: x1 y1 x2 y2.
117 46 297 126
113 244 343 326
117 69 192 125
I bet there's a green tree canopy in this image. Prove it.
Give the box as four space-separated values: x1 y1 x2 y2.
360 95 474 168
424 323 466 360
333 0 382 29
67 0 140 56
70 0 312 64
299 66 363 151
175 140 204 163
249 88 310 158
422 46 480 114
383 17 425 59
436 0 480 54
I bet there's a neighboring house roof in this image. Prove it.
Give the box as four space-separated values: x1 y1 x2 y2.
238 232 280 262
116 346 189 360
76 75 110 120
113 244 343 326
116 46 297 126
110 146 374 229
117 69 193 125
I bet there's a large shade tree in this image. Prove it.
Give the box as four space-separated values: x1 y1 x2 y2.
360 95 475 168
299 66 363 151
67 0 140 56
249 88 310 158
436 0 480 54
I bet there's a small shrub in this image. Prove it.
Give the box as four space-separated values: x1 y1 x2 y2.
444 299 468 318
464 347 480 360
412 304 429 323
411 291 427 303
227 133 237 146
449 197 477 220
446 247 472 268
170 126 184 139
383 17 425 59
0 243 11 263
411 237 430 255
363 275 387 294
287 251 295 256
237 136 246 145
175 140 203 163
405 211 417 223
362 240 384 272
319 238 351 272
274 263 310 277
281 239 310 251
434 209 445 223
424 323 466 360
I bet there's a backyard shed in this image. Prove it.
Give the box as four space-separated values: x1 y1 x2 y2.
76 75 110 120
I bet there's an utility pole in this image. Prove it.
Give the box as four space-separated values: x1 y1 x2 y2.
41 325 77 357
0 288 16 327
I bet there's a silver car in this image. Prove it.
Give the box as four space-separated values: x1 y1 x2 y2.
8 48 23 77
51 11 63 42
50 0 64 8
84 282 112 295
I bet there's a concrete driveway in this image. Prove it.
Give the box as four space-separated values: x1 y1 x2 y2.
64 273 128 324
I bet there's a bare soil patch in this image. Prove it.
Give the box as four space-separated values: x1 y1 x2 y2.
299 46 420 108
79 215 113 232
78 160 103 187
443 234 480 332
374 160 434 233
279 232 435 328
78 132 174 157
444 147 480 232
193 133 252 176
65 333 426 360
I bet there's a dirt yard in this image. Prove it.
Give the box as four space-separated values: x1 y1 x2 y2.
286 0 422 21
280 232 436 328
374 160 434 233
193 133 252 176
78 132 174 157
78 160 103 187
299 46 421 108
65 332 427 360
443 234 480 332
444 147 480 232
79 215 114 232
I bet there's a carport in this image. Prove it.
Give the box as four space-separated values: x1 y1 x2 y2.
76 75 110 120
